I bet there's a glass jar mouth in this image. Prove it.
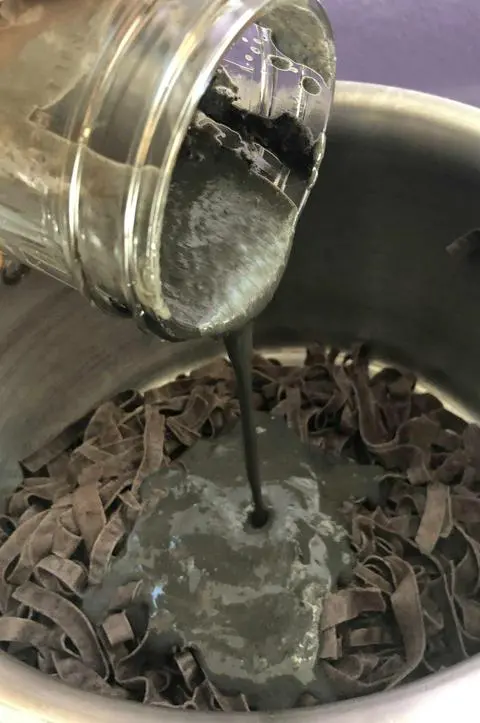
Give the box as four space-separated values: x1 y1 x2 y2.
133 0 336 339
62 0 335 340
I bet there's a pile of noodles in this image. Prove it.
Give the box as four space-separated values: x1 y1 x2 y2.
0 345 479 709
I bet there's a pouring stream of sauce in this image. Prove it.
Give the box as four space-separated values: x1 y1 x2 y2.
224 324 270 528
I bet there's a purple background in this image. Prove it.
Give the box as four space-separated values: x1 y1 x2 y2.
323 0 480 107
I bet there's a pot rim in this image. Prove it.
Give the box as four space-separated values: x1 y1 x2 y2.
2 82 480 723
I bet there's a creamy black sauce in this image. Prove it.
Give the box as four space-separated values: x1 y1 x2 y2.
224 324 270 528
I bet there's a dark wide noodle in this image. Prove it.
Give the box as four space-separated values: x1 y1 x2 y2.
1 345 480 708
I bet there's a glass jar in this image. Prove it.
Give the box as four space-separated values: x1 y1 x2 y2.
0 0 335 339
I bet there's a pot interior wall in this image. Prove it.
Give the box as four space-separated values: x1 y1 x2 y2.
258 90 480 411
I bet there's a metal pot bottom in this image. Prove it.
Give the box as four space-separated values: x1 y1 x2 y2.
1 82 480 721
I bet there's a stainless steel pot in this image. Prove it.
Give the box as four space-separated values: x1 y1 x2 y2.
1 81 480 723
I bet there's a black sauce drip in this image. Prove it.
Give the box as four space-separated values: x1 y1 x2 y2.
224 325 269 528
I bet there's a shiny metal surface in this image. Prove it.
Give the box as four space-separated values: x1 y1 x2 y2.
2 81 480 721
